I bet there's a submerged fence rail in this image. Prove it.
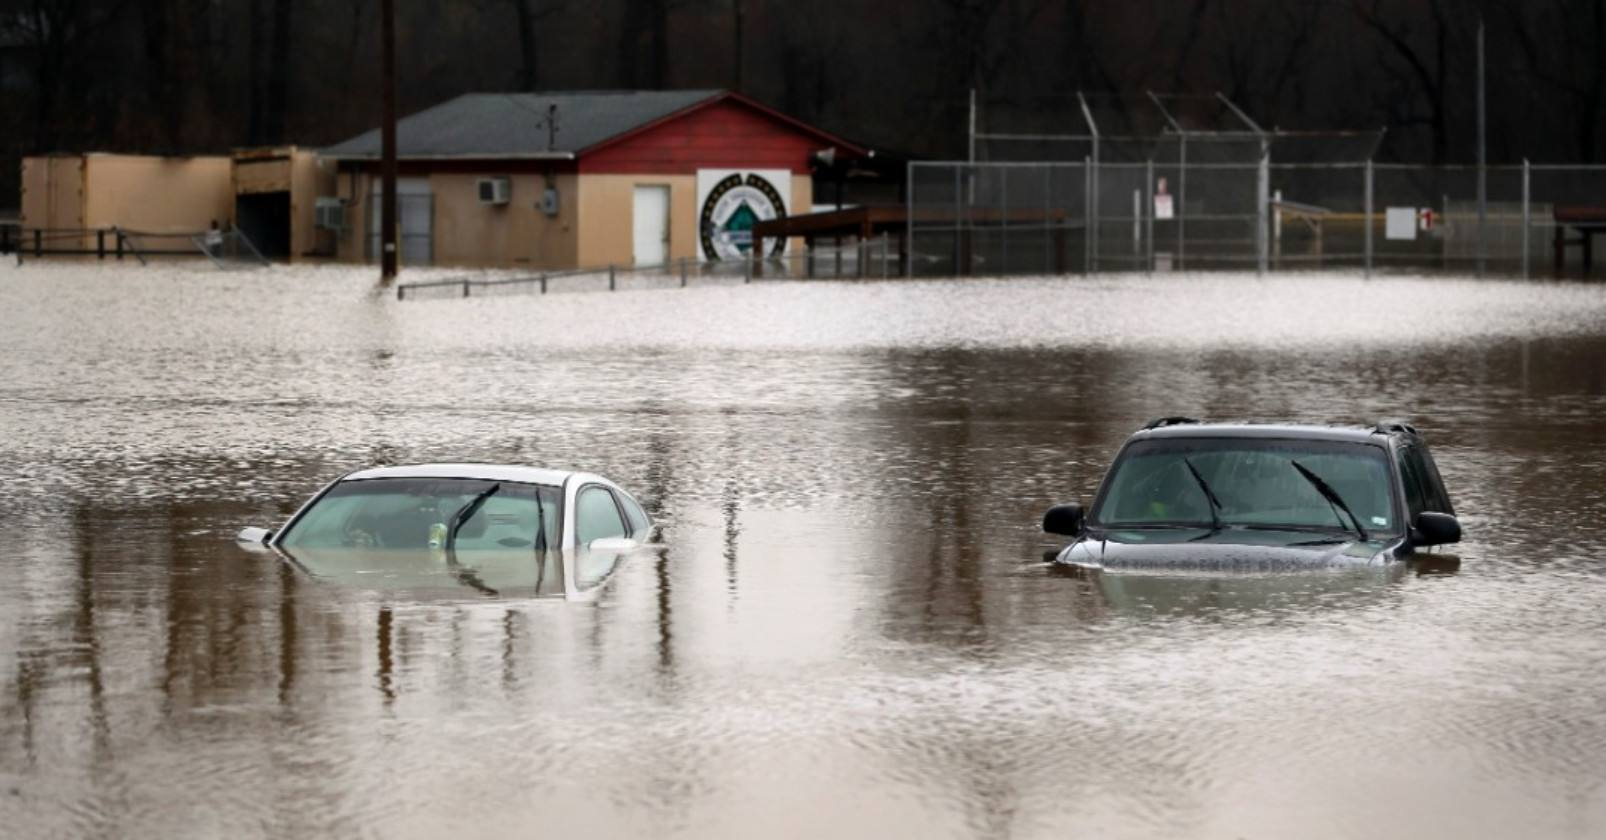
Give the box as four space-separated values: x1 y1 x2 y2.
908 160 1606 279
5 224 269 269
396 238 897 301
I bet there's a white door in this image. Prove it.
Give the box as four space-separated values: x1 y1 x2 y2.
632 185 670 266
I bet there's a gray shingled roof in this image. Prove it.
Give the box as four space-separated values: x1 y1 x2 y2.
321 90 723 159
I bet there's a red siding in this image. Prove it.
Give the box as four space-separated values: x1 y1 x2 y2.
579 100 827 175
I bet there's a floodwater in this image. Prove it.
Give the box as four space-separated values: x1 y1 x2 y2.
2 263 1605 840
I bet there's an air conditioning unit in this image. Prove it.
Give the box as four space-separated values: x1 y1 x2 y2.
314 197 345 231
478 176 512 206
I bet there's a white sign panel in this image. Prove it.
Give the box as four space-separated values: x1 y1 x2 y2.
1154 176 1175 220
696 169 792 261
1386 207 1419 241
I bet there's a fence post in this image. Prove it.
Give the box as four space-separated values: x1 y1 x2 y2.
1364 159 1374 279
1521 159 1531 280
1145 158 1155 275
115 228 124 260
1132 189 1141 262
882 233 890 280
1000 165 1009 275
1178 134 1187 272
540 273 547 294
1256 149 1269 276
1043 165 1053 274
1083 156 1092 275
905 161 915 278
744 250 753 283
953 165 963 276
609 264 616 290
96 229 106 260
679 256 687 287
397 285 406 301
34 228 42 257
462 279 471 298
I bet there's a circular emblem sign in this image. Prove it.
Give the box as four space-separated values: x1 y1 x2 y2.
700 173 788 260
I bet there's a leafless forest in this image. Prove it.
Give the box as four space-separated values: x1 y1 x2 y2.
1 1 1602 207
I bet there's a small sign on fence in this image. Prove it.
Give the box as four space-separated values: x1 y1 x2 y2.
1154 177 1175 221
1386 207 1419 241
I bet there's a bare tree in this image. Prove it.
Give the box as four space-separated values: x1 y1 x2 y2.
1354 0 1460 163
503 0 562 90
1500 0 1606 161
263 0 292 143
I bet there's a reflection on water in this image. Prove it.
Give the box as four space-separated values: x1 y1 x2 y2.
2 264 1606 838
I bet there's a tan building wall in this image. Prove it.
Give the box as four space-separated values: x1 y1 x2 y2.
333 168 812 270
289 151 337 259
335 172 369 263
575 174 694 267
20 155 86 233
337 170 579 269
575 173 812 267
81 154 233 232
430 172 578 269
21 153 232 252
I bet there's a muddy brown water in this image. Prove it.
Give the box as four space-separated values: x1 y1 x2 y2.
2 264 1605 839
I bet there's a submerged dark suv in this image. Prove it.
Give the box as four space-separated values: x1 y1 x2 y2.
1043 419 1461 570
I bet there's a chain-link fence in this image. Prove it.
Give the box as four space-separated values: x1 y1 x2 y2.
908 160 1606 278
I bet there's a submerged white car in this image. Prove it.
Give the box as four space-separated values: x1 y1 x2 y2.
237 464 654 599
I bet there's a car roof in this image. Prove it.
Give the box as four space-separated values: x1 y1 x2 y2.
340 463 578 487
1132 423 1396 445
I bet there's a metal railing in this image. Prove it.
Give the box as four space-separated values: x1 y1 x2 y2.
395 237 897 301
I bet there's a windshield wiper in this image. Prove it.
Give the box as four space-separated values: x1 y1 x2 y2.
446 483 501 550
1289 460 1367 541
1182 457 1224 531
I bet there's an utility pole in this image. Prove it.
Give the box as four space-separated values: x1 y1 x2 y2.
380 0 399 281
732 0 744 92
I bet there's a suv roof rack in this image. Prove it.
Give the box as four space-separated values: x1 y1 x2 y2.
1374 420 1419 436
1143 416 1202 431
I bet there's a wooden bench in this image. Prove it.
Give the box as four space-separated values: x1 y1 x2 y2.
1553 206 1606 278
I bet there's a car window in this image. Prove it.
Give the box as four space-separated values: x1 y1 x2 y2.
278 478 558 551
1416 446 1455 515
1092 438 1399 535
575 486 627 545
618 492 650 535
1395 445 1429 518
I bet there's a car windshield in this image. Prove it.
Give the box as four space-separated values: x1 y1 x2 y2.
1090 438 1399 537
279 477 560 551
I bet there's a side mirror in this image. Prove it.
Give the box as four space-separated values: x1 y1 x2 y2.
1413 512 1461 546
236 526 273 544
235 526 274 553
1043 503 1085 536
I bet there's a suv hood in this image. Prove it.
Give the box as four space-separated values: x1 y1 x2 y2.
1056 528 1393 571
